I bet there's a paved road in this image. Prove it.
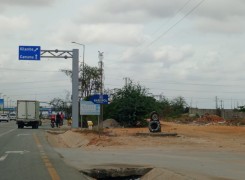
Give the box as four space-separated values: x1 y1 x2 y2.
55 136 245 180
3 120 244 179
0 121 89 180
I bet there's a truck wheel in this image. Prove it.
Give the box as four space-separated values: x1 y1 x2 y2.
150 111 159 121
32 122 39 129
149 120 161 133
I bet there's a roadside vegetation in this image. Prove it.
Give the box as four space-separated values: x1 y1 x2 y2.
48 64 245 127
47 64 187 127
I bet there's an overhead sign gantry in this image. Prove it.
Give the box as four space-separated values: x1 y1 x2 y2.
18 46 79 128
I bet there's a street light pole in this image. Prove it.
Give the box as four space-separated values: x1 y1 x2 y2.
98 51 104 130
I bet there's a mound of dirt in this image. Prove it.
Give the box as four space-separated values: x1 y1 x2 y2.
46 122 245 152
195 113 225 124
102 119 120 128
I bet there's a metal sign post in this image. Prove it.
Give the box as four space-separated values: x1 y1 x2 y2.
71 49 79 128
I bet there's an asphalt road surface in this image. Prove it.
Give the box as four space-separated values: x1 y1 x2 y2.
0 121 89 180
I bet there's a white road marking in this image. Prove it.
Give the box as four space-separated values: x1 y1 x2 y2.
0 150 30 162
0 129 16 137
0 154 8 161
6 150 30 155
17 134 31 137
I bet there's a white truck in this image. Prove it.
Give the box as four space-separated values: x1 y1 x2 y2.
16 100 40 129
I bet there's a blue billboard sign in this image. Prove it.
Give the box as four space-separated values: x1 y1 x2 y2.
19 46 41 60
90 94 109 104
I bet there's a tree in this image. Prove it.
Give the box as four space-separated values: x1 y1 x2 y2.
104 81 157 127
49 98 71 118
155 96 171 118
235 105 245 112
169 96 187 117
61 63 101 98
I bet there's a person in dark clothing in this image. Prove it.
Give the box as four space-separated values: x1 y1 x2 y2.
56 112 61 128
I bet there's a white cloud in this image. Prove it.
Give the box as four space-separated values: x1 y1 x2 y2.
0 0 245 108
75 0 245 35
0 0 55 7
197 0 245 20
154 45 194 67
197 16 245 34
0 15 30 31
77 0 191 24
48 22 146 46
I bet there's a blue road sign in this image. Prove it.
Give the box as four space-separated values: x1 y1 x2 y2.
90 94 109 104
19 46 41 60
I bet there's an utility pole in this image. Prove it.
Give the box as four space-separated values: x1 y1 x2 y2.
215 96 218 109
123 77 128 87
98 51 104 129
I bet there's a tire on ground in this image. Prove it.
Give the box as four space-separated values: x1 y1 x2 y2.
150 111 159 121
148 120 161 132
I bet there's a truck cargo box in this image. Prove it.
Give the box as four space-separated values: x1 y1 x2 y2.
16 100 40 129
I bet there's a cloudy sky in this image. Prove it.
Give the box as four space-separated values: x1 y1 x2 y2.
0 0 245 109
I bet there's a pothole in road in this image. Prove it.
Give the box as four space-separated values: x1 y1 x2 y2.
80 164 152 180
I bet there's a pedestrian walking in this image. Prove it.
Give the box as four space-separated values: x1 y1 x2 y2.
56 112 61 128
60 112 64 126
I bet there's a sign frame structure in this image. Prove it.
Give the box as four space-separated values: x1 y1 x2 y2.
17 46 79 128
19 46 41 61
90 94 109 104
40 49 79 128
80 100 100 115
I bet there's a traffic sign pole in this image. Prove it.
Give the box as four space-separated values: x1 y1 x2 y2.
71 49 79 128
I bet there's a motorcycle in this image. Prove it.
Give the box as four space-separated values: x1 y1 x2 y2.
50 119 55 128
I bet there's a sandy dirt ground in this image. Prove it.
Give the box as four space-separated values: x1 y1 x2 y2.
47 122 245 152
46 121 245 179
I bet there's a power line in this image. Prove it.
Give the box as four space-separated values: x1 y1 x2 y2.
150 0 193 39
146 0 206 47
103 0 200 62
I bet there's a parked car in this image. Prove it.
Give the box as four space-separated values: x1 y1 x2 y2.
0 114 10 122
9 112 16 121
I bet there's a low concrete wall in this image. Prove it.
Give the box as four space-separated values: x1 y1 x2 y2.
189 108 245 119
